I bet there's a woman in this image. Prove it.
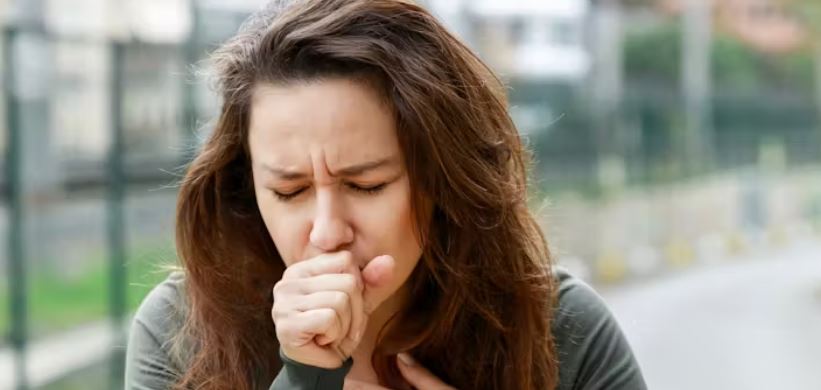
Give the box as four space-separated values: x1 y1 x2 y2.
125 0 646 389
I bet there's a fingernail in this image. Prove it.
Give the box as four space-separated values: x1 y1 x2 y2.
397 352 415 366
354 330 361 342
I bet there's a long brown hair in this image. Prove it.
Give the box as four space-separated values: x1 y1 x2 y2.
173 1 559 389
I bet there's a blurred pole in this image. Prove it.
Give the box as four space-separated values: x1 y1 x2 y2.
8 0 59 207
4 0 51 387
590 0 626 193
181 0 200 164
814 42 821 147
3 25 29 390
682 0 714 175
457 0 475 49
427 0 474 48
107 40 128 389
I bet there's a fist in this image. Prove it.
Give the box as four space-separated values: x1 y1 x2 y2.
271 251 395 368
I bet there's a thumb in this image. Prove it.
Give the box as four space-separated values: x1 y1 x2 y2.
361 255 395 313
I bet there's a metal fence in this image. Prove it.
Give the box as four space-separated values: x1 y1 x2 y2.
0 4 253 388
1 1 820 389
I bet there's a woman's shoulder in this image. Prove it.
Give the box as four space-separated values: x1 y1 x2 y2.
130 271 188 357
550 266 647 389
553 266 603 314
133 271 187 326
126 271 190 387
552 266 613 345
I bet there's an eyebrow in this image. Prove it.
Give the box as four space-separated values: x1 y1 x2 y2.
262 157 399 180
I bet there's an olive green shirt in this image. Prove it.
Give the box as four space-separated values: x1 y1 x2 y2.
125 268 646 389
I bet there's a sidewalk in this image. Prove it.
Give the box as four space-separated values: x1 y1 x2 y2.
601 239 821 390
0 320 126 390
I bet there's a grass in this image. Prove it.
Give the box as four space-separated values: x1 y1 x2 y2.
38 361 110 390
0 243 176 341
0 289 5 342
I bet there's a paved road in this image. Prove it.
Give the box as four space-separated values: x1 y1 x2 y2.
0 320 121 390
601 240 821 390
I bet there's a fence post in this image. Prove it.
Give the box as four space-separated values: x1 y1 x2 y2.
682 0 714 175
3 24 29 390
181 0 200 165
107 39 128 389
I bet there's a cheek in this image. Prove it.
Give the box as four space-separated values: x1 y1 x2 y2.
396 200 424 274
358 182 414 242
255 193 306 267
362 181 423 280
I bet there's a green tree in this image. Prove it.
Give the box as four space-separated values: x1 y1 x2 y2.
782 0 821 129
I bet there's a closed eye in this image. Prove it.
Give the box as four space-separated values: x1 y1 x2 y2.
271 182 387 202
273 187 307 201
346 182 387 195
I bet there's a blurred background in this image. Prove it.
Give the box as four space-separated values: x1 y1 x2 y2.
0 0 820 389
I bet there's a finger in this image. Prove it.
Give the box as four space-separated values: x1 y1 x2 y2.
288 273 360 295
361 255 395 314
280 309 343 348
336 306 366 357
293 270 365 350
272 273 357 320
397 353 455 390
275 266 366 354
336 258 365 350
292 291 352 346
362 255 394 287
341 279 365 351
285 251 356 279
331 279 365 356
344 379 393 390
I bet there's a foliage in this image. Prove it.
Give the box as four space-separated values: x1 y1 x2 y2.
623 22 815 94
0 244 174 341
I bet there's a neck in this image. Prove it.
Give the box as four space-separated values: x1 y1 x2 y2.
348 285 408 380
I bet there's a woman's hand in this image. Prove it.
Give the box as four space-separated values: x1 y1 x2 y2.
343 353 456 390
271 251 395 369
396 353 457 390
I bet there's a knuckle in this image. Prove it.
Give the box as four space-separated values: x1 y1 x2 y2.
320 308 338 325
273 279 299 297
282 265 297 279
272 282 283 297
272 279 289 296
275 322 293 340
333 291 349 308
318 307 334 320
271 305 287 322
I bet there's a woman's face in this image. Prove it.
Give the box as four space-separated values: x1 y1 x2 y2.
248 78 425 309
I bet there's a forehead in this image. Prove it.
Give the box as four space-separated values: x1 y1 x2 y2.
247 79 399 167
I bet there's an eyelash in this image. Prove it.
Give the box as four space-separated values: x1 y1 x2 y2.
273 183 388 201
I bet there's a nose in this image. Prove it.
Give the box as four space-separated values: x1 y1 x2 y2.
309 187 354 252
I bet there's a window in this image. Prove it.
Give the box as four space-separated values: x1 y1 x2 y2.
510 18 526 44
552 19 578 46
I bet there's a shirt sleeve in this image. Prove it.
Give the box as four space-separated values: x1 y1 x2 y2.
125 273 353 390
125 317 180 389
552 269 647 390
268 350 353 390
124 277 184 390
